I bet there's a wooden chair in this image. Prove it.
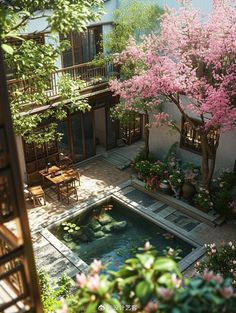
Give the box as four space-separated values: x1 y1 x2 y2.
65 169 81 186
58 177 78 204
28 185 46 207
58 154 73 170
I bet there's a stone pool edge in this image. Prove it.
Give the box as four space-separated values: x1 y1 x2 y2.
42 180 205 276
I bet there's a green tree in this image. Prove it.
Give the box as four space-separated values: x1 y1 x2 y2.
0 0 103 143
103 0 164 159
106 0 164 54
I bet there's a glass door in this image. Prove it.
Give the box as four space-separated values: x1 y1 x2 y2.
83 111 95 158
71 114 84 162
57 120 71 156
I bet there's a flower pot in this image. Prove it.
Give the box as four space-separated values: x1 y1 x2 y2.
182 182 196 200
159 180 171 194
137 172 145 182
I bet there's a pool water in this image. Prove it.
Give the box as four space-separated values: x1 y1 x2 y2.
51 199 194 271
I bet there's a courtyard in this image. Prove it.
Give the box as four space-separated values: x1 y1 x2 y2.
1 0 236 312
26 142 236 280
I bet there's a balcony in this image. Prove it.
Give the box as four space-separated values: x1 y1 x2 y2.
7 61 114 111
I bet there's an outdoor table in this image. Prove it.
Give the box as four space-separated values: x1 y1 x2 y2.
39 166 60 185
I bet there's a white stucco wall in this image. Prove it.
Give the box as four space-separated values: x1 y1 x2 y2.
149 104 236 175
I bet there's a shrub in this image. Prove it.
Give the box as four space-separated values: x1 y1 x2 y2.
168 170 185 187
60 244 236 313
212 170 236 217
195 241 236 284
134 160 152 178
193 187 213 212
38 269 72 313
149 161 167 179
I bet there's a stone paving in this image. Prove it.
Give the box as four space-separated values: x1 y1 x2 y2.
27 142 236 280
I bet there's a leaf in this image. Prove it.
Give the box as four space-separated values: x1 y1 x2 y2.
135 280 152 305
154 257 177 272
85 301 98 313
137 254 155 269
1 44 14 55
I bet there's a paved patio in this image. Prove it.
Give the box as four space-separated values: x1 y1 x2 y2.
27 142 236 279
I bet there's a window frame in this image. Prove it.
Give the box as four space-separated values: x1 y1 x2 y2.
60 25 103 68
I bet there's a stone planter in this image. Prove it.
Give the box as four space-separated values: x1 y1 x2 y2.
182 181 196 200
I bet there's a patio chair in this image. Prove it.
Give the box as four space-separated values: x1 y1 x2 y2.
58 153 73 170
28 185 46 207
58 177 78 204
65 168 81 186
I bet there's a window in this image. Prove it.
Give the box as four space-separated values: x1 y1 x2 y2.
60 26 102 67
180 116 218 154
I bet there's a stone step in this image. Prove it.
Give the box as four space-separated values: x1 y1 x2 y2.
102 152 131 170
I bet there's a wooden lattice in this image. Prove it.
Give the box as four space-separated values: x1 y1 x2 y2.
0 46 43 312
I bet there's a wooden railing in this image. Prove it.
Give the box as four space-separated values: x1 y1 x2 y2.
7 61 114 101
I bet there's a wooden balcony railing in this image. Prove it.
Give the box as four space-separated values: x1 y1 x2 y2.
7 61 114 103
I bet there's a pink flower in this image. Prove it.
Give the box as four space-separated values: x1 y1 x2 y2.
171 273 182 288
76 273 87 288
144 241 151 251
219 286 234 299
144 301 158 312
158 287 173 300
90 259 102 274
87 274 100 292
214 274 223 284
203 270 214 282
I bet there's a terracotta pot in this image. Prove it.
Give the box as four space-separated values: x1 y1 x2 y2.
182 181 196 200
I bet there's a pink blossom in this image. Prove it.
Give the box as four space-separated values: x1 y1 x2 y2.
219 286 234 299
110 0 236 138
171 273 182 288
203 270 214 282
87 274 100 292
76 273 87 288
158 287 173 300
144 301 158 312
144 241 151 251
90 259 102 274
214 274 223 284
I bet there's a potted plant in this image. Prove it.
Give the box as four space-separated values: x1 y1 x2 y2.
134 160 151 181
168 170 185 199
149 161 167 180
193 187 213 212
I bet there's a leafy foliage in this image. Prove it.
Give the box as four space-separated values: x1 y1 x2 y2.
212 170 236 217
38 268 72 313
106 0 164 54
1 0 103 143
63 245 236 313
195 241 236 283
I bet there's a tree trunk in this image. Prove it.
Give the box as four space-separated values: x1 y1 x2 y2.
144 113 150 160
200 133 219 188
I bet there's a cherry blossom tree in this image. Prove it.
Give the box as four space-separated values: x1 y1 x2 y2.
110 0 236 187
